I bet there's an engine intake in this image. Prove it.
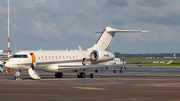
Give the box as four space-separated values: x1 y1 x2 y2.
90 50 99 61
90 50 115 62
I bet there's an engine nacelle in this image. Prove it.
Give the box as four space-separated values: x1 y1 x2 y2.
90 50 115 62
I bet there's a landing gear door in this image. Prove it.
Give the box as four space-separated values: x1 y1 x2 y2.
82 58 86 65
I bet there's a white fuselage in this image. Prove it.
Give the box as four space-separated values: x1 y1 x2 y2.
5 50 115 72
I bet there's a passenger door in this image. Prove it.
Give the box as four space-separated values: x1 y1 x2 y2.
30 53 36 66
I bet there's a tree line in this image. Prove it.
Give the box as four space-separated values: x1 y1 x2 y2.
114 52 180 58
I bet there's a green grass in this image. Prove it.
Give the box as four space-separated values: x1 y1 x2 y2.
125 58 180 63
127 65 180 68
124 58 180 68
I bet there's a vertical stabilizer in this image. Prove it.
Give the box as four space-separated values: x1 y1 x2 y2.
87 26 149 51
87 27 116 51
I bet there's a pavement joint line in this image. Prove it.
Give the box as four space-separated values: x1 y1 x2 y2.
0 93 61 96
0 87 69 90
72 87 107 90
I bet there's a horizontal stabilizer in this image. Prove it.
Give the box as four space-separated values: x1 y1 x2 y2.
107 30 150 33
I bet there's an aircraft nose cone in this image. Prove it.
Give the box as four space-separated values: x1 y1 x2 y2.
4 61 13 69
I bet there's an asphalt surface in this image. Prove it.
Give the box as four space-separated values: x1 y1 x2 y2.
0 71 180 101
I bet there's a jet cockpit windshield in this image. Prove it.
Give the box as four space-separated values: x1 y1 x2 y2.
11 54 28 58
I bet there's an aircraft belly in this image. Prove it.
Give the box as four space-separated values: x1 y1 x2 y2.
18 65 30 70
42 62 82 72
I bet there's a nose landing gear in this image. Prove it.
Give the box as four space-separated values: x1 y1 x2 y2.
14 70 22 80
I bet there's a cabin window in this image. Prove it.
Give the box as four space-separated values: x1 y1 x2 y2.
63 56 65 60
69 56 71 60
45 56 47 60
49 56 51 60
11 55 28 58
41 56 44 60
66 56 68 60
56 56 58 60
76 56 78 59
38 57 40 59
73 56 75 59
59 56 61 60
52 56 54 60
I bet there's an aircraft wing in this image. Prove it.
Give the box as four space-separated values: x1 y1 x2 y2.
0 60 9 70
0 60 4 72
58 63 164 71
0 60 4 66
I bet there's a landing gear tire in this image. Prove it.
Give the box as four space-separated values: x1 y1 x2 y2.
14 70 21 80
95 69 98 73
55 72 63 78
120 69 123 73
77 72 85 78
80 72 85 78
90 74 93 78
14 76 19 80
77 75 81 78
113 70 116 73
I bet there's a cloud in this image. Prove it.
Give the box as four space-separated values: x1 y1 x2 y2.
0 0 180 53
73 8 88 19
33 0 47 3
107 0 128 6
0 3 7 16
132 0 174 7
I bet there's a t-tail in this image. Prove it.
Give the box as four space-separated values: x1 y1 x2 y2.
87 26 149 51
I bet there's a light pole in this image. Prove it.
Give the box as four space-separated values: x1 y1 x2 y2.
8 0 10 59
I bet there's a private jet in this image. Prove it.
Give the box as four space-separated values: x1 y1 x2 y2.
1 26 166 80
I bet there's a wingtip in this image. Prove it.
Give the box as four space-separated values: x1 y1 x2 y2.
142 31 150 33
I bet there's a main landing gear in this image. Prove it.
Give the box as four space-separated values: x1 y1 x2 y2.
113 69 122 73
55 72 63 78
113 66 127 73
54 72 94 78
77 72 94 78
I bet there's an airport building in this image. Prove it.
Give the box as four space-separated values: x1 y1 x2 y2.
0 50 14 59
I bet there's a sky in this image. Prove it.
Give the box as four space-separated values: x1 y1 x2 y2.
0 0 180 54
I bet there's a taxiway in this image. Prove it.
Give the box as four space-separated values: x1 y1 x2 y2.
0 71 180 101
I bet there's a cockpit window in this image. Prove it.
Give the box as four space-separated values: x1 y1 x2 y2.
11 55 28 58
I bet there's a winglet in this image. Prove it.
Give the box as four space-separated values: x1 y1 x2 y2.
166 53 176 64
